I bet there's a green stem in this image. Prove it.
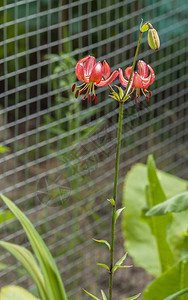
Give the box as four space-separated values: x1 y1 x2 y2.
109 30 143 300
122 31 143 100
109 102 123 300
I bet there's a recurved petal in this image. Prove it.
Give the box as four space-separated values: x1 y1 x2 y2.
138 60 148 78
77 56 91 64
96 70 118 87
75 62 85 81
102 60 111 79
84 56 96 76
125 66 133 79
142 65 155 89
89 61 102 83
132 72 144 88
119 68 128 87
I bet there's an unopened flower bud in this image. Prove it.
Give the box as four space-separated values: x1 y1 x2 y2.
147 28 160 50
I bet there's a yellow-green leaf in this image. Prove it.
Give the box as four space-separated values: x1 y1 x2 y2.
0 285 39 300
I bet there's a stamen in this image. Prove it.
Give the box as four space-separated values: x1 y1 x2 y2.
77 82 85 88
95 96 98 104
72 83 76 92
149 90 152 96
92 94 95 101
146 96 150 102
75 90 79 98
88 94 91 103
135 97 138 104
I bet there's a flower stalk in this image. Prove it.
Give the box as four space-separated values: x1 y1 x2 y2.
109 29 144 300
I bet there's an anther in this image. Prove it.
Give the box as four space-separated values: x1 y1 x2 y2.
72 84 76 92
95 96 98 104
75 90 79 98
135 97 138 104
146 96 150 102
88 94 91 103
92 94 95 101
149 90 152 96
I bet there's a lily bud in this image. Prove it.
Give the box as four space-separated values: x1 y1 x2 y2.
147 28 160 50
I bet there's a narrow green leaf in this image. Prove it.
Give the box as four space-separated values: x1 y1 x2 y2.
122 293 141 300
0 262 8 271
146 191 188 216
83 289 101 300
0 194 67 300
93 239 111 250
115 85 124 98
113 253 127 273
0 285 39 300
112 265 132 272
115 207 125 223
101 290 107 300
0 241 48 300
164 287 188 300
96 262 110 272
107 199 115 206
0 210 14 224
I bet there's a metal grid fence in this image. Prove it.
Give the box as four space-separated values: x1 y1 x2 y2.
0 0 188 299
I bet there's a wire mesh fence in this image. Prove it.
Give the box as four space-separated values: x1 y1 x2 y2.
0 0 187 298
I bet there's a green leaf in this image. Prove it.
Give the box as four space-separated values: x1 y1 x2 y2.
146 191 188 216
96 263 110 272
101 290 107 300
115 85 124 98
164 287 188 300
0 194 67 300
147 155 174 272
115 207 125 223
122 162 187 277
93 239 111 250
107 199 115 206
0 210 14 224
0 146 10 153
0 263 8 271
122 293 141 300
83 289 101 300
112 253 127 273
0 286 39 300
0 241 48 300
143 256 188 300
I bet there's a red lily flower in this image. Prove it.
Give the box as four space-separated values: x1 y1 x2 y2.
119 60 155 103
72 56 118 104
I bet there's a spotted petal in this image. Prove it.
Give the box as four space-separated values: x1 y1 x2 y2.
142 65 155 89
132 72 144 88
75 62 85 81
96 70 118 87
119 68 128 87
89 62 102 83
125 66 134 80
84 56 96 76
138 60 148 78
102 60 111 79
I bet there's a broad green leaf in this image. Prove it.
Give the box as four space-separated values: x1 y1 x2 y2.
147 155 173 272
96 263 110 272
93 239 111 250
164 287 188 300
83 289 101 300
115 207 125 223
143 256 188 300
147 191 188 216
0 241 48 300
122 293 141 300
0 194 67 300
0 285 39 300
112 253 127 273
101 290 107 300
122 163 187 277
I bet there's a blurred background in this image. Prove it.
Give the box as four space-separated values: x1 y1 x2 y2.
0 0 187 299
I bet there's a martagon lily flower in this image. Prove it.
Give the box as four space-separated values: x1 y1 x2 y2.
72 56 118 104
119 60 155 103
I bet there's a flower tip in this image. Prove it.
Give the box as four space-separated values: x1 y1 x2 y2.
148 28 160 50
